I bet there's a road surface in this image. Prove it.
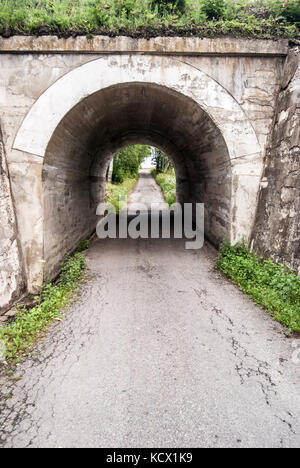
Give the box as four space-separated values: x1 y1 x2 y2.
0 171 299 448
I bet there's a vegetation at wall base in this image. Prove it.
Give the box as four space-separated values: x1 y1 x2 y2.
0 0 299 39
0 253 86 365
151 169 176 206
216 241 300 333
106 178 137 212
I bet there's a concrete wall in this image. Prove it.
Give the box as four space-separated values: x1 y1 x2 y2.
0 36 292 312
0 125 24 311
252 46 300 274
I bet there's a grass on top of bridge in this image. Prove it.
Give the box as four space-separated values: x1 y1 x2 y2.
0 0 299 39
217 241 300 334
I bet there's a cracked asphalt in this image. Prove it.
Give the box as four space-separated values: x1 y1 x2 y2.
0 174 300 448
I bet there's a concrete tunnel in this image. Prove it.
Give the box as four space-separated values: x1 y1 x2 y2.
42 82 231 278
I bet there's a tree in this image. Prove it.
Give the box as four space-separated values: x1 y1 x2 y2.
112 145 150 183
152 147 173 173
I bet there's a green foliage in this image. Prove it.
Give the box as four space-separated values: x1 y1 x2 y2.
282 0 300 28
77 239 91 252
106 178 137 212
112 145 150 183
201 0 225 20
0 253 86 363
152 168 176 205
0 0 298 39
217 241 300 333
151 0 186 14
152 148 174 174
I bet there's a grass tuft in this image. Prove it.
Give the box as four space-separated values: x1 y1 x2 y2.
0 252 86 363
151 169 176 206
216 241 300 333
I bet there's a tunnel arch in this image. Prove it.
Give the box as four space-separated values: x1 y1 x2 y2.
12 55 262 291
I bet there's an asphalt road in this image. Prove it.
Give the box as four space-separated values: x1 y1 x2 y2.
0 172 299 448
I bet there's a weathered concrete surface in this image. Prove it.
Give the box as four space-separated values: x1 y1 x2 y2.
252 46 300 273
0 35 288 56
0 127 23 313
0 238 299 448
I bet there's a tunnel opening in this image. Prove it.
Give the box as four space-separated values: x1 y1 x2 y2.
42 82 231 279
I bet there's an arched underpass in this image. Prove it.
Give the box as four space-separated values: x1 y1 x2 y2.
12 55 262 290
43 82 231 279
1 44 300 449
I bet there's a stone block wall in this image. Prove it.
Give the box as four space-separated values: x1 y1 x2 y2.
252 46 300 274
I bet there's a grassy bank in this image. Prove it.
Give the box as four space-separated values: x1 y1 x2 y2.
0 252 86 364
151 169 176 206
0 0 298 39
106 178 137 212
217 241 300 333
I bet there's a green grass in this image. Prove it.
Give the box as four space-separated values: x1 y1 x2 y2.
106 178 137 212
0 252 86 364
0 0 298 39
152 169 176 206
77 239 91 252
217 241 300 333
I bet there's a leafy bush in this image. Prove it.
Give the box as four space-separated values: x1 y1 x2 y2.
152 169 176 205
112 145 150 183
201 0 225 20
77 239 91 252
217 241 300 333
0 253 86 363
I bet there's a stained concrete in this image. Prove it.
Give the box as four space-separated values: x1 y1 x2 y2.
252 46 300 274
0 237 299 448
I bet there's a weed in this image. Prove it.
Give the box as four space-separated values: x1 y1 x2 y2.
77 239 91 252
151 169 176 206
0 253 86 363
217 241 300 333
106 178 137 212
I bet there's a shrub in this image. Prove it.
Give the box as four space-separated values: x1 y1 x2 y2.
217 241 300 333
201 0 226 20
152 169 176 205
151 0 186 14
